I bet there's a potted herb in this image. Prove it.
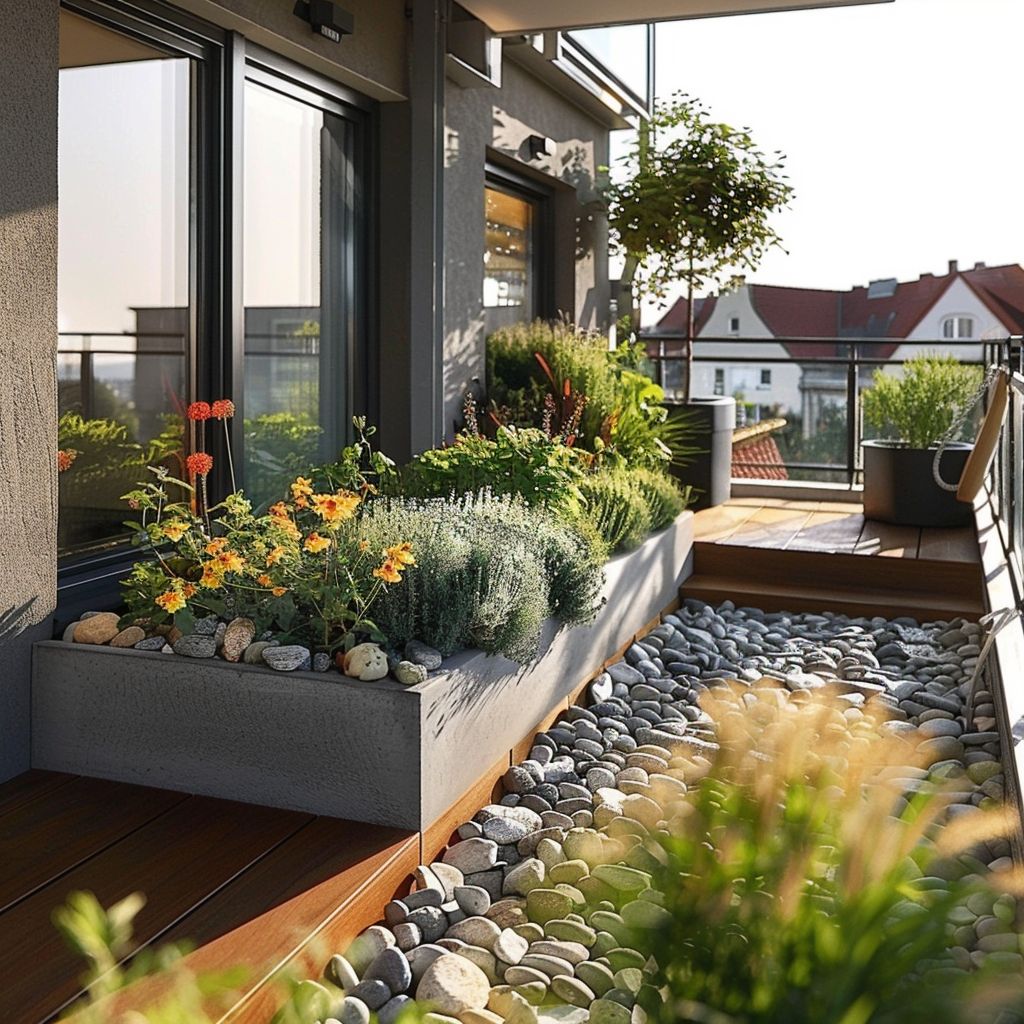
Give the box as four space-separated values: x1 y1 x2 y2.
605 93 793 508
861 354 982 527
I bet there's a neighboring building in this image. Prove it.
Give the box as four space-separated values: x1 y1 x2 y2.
649 261 1024 434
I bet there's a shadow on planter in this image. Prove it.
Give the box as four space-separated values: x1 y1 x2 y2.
31 513 696 831
862 440 974 528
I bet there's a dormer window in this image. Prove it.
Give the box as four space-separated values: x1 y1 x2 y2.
942 315 974 339
728 316 740 335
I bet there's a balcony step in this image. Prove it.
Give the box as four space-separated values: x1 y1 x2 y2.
681 572 984 622
682 538 985 623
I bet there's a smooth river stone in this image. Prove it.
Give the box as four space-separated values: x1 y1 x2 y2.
73 612 121 645
493 926 529 965
262 644 312 671
445 916 501 950
364 946 412 993
416 954 491 1015
172 634 217 658
110 625 145 648
443 838 499 875
221 616 255 662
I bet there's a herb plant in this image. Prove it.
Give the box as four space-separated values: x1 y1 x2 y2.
862 354 983 449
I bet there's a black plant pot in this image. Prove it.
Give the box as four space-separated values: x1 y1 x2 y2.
861 440 974 527
667 396 735 511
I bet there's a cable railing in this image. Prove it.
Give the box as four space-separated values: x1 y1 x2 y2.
641 334 1011 487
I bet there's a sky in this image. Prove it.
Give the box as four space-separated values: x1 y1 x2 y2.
632 0 1024 309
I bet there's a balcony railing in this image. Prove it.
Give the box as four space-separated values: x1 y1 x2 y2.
642 334 1011 487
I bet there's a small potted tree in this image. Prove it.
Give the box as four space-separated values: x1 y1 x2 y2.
605 93 793 508
861 354 982 527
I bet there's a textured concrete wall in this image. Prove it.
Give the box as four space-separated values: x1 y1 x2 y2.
443 58 611 438
175 0 407 99
0 1 59 781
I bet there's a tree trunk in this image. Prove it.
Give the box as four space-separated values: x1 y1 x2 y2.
685 255 695 404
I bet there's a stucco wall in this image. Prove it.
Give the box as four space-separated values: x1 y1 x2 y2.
175 0 408 100
0 0 59 781
442 56 611 438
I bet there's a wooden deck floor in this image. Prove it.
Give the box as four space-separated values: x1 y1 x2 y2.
694 497 981 562
686 498 984 620
0 771 418 1024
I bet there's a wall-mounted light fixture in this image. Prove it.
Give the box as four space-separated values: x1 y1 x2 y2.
293 0 354 44
526 134 555 160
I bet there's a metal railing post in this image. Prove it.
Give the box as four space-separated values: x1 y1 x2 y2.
845 343 858 488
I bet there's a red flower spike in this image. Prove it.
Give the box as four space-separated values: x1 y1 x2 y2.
187 401 212 421
186 451 214 477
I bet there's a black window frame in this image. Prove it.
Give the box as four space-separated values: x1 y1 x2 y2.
483 161 555 324
55 0 375 622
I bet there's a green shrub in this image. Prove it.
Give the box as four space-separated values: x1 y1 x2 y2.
580 467 692 553
862 354 983 449
486 321 696 469
396 425 589 517
357 493 604 661
244 411 323 507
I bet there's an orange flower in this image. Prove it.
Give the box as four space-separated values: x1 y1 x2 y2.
155 590 186 613
186 401 212 421
271 586 288 597
159 519 190 542
215 550 245 574
181 583 197 598
373 559 403 584
199 565 223 589
211 399 235 419
266 545 286 566
304 532 331 554
269 502 290 519
186 451 213 477
358 539 370 552
291 477 314 501
57 449 78 472
386 542 415 567
312 490 360 525
205 537 228 555
257 573 273 587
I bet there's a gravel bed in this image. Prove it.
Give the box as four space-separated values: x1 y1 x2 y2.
296 598 1019 1024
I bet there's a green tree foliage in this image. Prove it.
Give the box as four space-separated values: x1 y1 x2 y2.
862 354 983 449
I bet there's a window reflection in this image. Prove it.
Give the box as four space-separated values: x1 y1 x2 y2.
57 12 189 559
243 81 347 508
484 186 536 334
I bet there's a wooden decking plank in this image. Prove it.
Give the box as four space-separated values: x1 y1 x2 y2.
0 770 76 821
0 775 188 913
787 511 866 554
0 795 312 1024
853 518 922 558
692 501 759 542
718 505 814 549
918 525 981 563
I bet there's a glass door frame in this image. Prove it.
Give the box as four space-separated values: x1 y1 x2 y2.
55 1 375 617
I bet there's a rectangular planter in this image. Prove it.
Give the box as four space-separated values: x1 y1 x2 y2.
32 512 694 831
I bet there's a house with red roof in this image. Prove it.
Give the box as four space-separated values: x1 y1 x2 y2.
648 261 1024 436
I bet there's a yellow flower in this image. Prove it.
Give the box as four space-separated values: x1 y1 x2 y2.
181 583 197 599
216 550 245 574
291 477 314 501
266 546 286 566
199 565 223 589
312 490 360 525
205 537 228 555
271 586 288 597
386 542 416 567
358 539 370 552
160 519 190 542
304 532 331 554
155 590 186 613
269 501 290 519
373 559 403 584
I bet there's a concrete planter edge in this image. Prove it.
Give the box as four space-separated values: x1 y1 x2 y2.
31 512 695 831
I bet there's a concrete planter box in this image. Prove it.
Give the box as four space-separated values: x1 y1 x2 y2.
32 513 694 830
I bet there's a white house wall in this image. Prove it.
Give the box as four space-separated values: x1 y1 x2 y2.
894 275 998 367
687 286 803 413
